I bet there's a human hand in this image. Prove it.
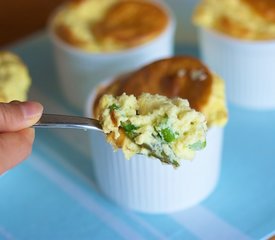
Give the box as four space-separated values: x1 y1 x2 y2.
0 101 43 175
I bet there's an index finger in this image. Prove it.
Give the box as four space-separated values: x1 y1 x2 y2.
0 101 43 133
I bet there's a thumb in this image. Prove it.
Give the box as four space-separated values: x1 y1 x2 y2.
0 101 43 132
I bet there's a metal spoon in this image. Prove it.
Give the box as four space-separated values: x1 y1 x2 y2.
34 113 102 132
34 114 178 166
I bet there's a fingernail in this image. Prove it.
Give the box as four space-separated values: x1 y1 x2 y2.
10 100 21 104
20 101 43 120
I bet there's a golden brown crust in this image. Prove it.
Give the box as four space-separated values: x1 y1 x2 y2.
241 0 275 22
54 0 169 50
215 16 252 40
94 56 213 116
91 0 169 47
107 129 126 148
70 0 87 5
193 0 275 40
55 24 87 47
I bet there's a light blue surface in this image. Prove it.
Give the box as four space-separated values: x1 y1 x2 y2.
0 33 275 240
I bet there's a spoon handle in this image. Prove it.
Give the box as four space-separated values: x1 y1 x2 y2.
34 113 102 132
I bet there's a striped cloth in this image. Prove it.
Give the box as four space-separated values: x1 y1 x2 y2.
0 33 274 240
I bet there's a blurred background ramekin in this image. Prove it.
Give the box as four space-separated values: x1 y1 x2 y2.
48 0 176 112
198 28 275 110
85 77 224 213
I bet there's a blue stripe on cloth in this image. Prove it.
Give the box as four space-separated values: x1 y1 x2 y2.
202 104 275 239
0 158 123 240
33 137 198 239
34 129 95 181
28 153 145 240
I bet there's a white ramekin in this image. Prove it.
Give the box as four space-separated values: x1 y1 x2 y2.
85 78 224 213
198 28 275 110
48 0 176 111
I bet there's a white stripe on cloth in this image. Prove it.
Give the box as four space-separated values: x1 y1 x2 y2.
0 226 15 240
124 213 167 240
171 205 252 240
33 141 168 240
29 152 144 240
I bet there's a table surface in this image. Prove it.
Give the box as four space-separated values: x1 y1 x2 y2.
0 0 66 47
0 33 275 240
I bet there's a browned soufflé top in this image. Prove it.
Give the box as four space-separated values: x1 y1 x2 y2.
193 0 275 40
53 0 169 51
92 1 169 48
94 56 213 114
242 0 275 22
